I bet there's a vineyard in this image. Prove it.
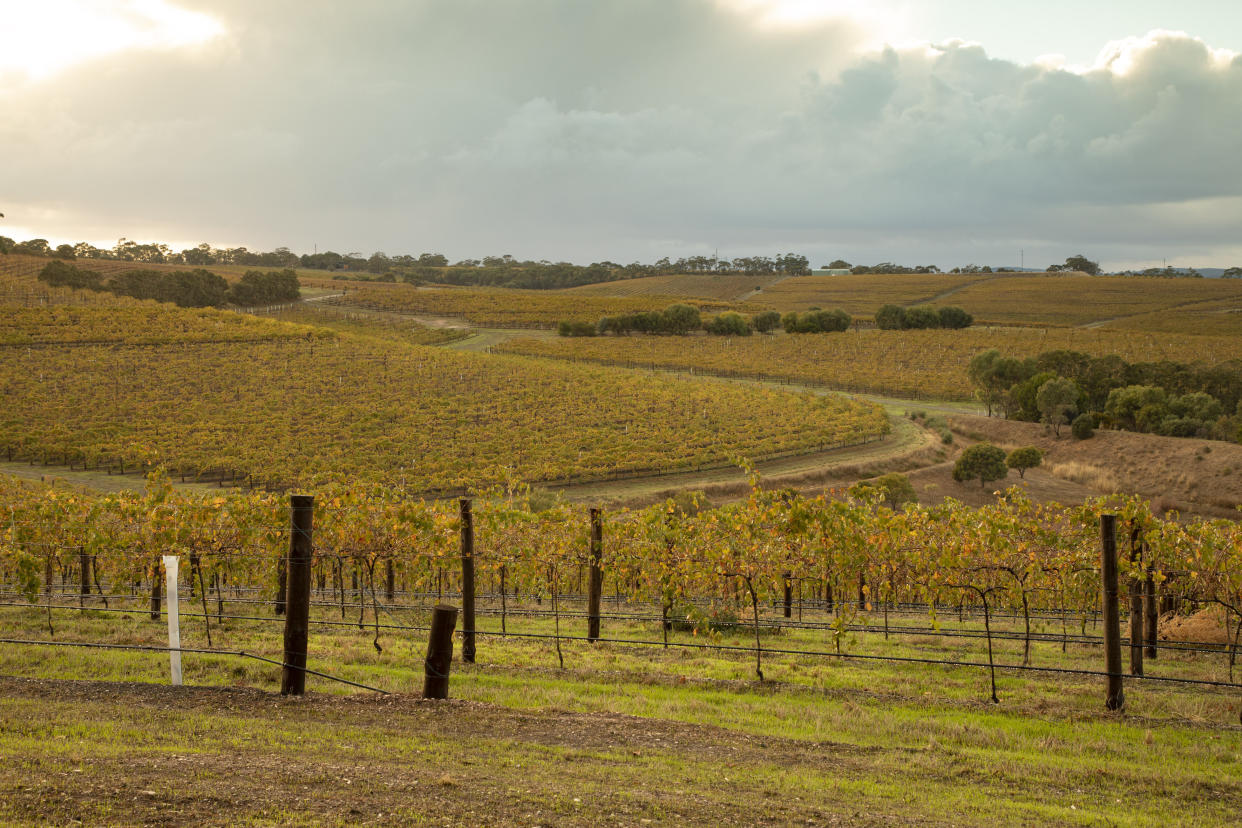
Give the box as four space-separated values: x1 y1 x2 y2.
753 272 997 314
496 326 1242 401
2 475 1239 718
931 275 1242 329
563 272 786 300
0 305 327 346
326 282 756 328
0 310 887 489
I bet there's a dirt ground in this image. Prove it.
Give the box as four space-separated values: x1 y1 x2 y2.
0 676 919 827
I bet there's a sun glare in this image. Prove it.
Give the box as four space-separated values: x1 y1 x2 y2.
0 0 224 82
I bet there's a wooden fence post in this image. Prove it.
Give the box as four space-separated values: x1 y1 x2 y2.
460 498 476 664
783 572 793 619
423 604 458 699
280 494 314 696
588 508 603 642
79 548 90 607
1144 568 1158 660
1100 514 1125 711
275 557 287 616
1129 527 1144 676
149 556 161 620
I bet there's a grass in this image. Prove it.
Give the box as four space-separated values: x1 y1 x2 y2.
0 592 1239 825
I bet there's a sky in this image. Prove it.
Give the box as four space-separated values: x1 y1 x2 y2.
2 0 1241 270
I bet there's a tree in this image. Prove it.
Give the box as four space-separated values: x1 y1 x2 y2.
953 444 1009 488
827 259 851 269
1036 377 1079 436
1224 267 1242 278
1051 254 1100 275
1006 447 1043 479
875 304 905 330
849 473 917 510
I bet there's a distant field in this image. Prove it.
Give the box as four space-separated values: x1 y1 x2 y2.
564 272 787 300
329 282 755 328
939 274 1242 328
753 272 997 313
0 305 326 346
0 303 886 488
498 326 1242 400
560 270 1242 334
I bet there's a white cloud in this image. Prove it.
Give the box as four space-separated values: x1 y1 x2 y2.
2 3 1241 269
0 0 223 83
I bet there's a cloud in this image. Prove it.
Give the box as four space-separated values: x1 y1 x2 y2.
2 2 1240 268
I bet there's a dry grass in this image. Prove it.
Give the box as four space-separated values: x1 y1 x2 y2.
1161 606 1229 644
948 414 1242 517
1046 461 1122 494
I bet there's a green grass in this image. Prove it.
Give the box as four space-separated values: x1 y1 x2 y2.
0 597 1239 824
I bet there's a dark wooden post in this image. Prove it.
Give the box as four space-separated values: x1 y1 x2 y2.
1129 527 1144 676
460 499 476 664
423 604 458 699
1100 514 1125 711
385 559 396 602
1144 568 1158 660
783 572 793 619
587 508 603 642
280 494 314 696
275 557 287 615
149 557 161 620
79 548 90 607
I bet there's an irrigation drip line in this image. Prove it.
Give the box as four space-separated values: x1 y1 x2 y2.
4 598 1232 655
0 638 388 693
463 629 1242 690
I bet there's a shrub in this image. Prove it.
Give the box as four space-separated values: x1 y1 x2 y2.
1071 412 1095 439
937 305 973 329
875 304 905 330
751 310 782 333
902 305 941 329
704 312 751 336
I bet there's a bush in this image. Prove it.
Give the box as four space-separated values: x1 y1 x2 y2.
751 310 782 333
557 320 597 337
782 308 851 333
1071 413 1094 440
937 306 973 329
704 311 751 336
875 304 905 330
902 305 941 329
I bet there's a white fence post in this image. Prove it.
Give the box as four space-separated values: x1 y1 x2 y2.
163 555 182 686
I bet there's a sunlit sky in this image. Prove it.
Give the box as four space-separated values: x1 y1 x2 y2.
3 0 1241 269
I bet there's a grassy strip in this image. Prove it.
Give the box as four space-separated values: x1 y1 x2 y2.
0 605 1238 825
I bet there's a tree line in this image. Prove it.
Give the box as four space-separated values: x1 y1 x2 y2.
968 348 1242 441
37 261 299 309
1 234 810 290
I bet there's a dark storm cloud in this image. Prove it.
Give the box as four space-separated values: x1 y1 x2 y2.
4 1 1240 268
